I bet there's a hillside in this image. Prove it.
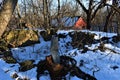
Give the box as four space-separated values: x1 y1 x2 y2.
0 30 120 80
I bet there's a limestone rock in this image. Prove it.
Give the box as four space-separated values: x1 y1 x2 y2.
2 30 39 48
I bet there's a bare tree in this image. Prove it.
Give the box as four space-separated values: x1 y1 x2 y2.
104 0 120 32
57 0 61 27
103 7 115 32
76 0 107 30
43 0 50 28
0 0 18 37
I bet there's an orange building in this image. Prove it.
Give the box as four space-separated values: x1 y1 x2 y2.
51 16 86 29
74 17 86 29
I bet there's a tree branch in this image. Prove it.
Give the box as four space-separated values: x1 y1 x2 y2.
106 4 120 14
75 0 88 13
91 0 106 20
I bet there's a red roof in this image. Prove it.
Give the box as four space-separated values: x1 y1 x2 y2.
74 17 86 29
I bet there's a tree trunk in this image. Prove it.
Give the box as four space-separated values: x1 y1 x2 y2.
0 0 18 38
57 0 61 27
103 10 113 32
86 12 91 30
104 0 116 32
43 0 49 28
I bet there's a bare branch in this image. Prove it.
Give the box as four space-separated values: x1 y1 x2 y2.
91 0 106 20
75 0 88 13
106 4 120 14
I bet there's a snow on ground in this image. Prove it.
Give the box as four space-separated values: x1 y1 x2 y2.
81 30 117 39
0 30 120 80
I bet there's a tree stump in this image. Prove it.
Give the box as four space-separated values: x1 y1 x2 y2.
36 55 97 80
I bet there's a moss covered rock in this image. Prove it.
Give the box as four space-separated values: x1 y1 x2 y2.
2 30 39 48
0 39 10 52
1 51 17 63
19 60 35 71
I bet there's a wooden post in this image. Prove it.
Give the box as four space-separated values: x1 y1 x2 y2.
50 35 60 64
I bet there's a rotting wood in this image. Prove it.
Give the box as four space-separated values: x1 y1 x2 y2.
36 55 97 80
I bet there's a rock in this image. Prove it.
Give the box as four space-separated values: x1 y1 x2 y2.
11 73 18 79
112 35 120 43
70 31 95 49
19 60 35 72
2 30 39 48
110 65 119 70
2 51 17 63
40 31 52 41
40 28 58 41
16 77 23 80
0 39 10 52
